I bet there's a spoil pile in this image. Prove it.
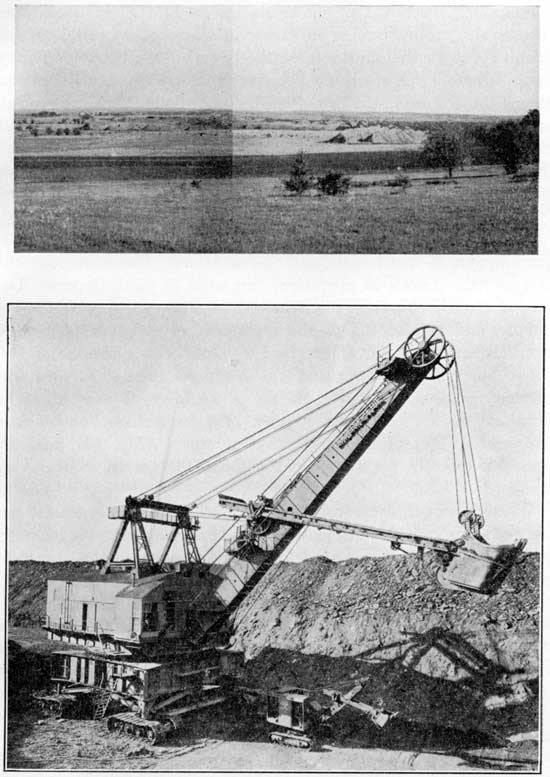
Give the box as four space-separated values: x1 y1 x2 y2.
232 553 538 667
231 552 539 733
324 125 426 145
9 560 96 625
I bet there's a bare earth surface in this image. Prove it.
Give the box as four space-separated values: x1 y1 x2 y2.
7 553 540 771
15 129 421 157
7 706 539 772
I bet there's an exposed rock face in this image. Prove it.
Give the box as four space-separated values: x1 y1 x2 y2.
230 552 538 733
10 554 538 675
231 553 538 670
8 553 539 735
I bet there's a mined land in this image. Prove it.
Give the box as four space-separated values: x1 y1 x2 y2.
7 552 539 770
14 108 537 254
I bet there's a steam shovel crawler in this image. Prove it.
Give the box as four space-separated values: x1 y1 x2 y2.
39 325 526 743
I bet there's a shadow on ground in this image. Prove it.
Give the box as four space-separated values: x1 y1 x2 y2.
7 627 539 770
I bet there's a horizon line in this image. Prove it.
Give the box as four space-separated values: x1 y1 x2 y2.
13 106 528 118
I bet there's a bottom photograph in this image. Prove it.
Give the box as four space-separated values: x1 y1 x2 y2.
6 305 541 772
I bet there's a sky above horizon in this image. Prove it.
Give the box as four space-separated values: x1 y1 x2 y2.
15 5 538 115
8 306 542 564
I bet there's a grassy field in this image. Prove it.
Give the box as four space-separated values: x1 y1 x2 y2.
15 149 427 183
15 170 537 253
15 129 424 158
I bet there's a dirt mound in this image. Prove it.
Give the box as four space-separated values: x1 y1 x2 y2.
9 560 97 626
231 552 538 665
230 552 538 732
324 124 426 145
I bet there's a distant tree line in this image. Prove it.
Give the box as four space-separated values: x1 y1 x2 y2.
423 109 539 177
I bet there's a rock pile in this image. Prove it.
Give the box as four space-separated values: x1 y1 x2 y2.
230 552 539 733
231 552 538 668
324 125 426 145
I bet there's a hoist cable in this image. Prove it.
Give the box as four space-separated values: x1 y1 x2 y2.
136 362 379 499
190 399 366 507
202 517 241 561
453 373 473 510
450 369 475 512
272 378 388 495
446 372 461 515
197 413 368 569
148 382 365 499
202 390 374 558
455 361 485 518
286 378 400 500
265 371 379 496
451 371 470 509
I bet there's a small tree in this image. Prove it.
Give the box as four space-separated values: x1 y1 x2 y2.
487 121 522 174
284 153 313 194
316 170 351 195
423 130 460 177
519 109 539 164
45 125 54 135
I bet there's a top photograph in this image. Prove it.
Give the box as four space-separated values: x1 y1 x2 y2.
14 5 539 254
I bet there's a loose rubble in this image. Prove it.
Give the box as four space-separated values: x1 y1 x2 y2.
231 552 539 734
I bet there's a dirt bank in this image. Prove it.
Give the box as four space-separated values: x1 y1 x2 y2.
7 552 539 769
230 552 539 736
231 552 538 669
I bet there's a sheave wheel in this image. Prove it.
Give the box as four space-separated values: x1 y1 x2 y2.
424 340 456 380
404 325 447 370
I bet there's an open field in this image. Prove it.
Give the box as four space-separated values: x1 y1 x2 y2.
15 168 537 253
15 107 528 253
15 129 424 158
15 149 427 182
15 107 504 157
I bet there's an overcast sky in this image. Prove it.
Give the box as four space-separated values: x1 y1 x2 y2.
8 306 542 564
15 5 538 114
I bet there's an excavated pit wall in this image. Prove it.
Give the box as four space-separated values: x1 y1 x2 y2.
8 554 539 734
230 552 539 733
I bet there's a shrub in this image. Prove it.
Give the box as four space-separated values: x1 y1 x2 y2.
55 128 63 135
45 126 54 135
283 153 313 195
72 128 81 136
316 170 351 196
390 171 410 189
63 127 70 135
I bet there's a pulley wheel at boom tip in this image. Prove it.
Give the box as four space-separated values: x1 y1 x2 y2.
423 340 456 380
404 325 446 369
